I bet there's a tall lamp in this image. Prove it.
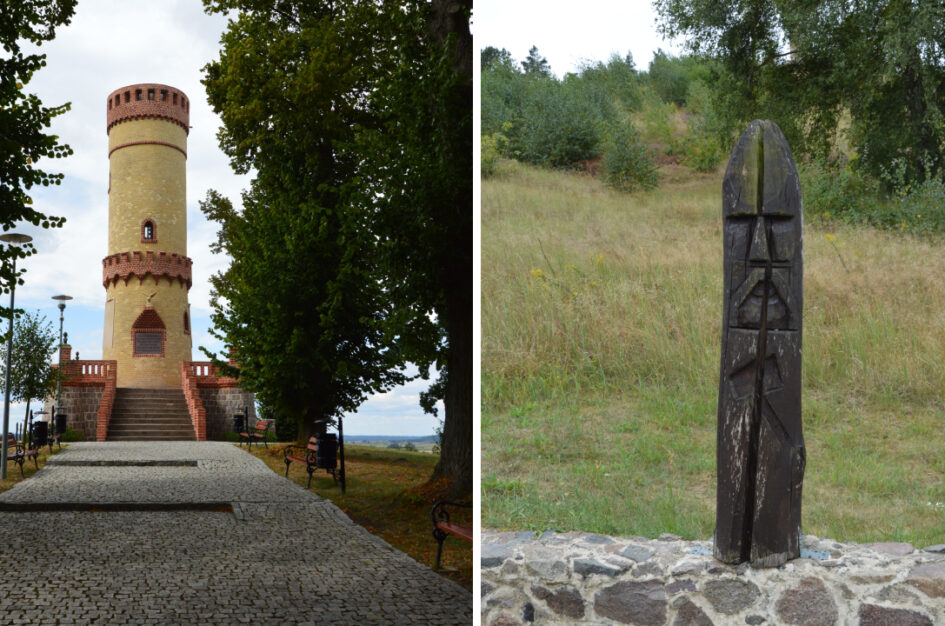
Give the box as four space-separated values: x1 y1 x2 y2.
52 295 72 417
1 233 33 479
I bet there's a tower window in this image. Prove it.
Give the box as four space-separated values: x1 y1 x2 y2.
124 91 130 103
147 88 155 100
160 89 168 101
141 219 156 242
173 93 178 105
183 310 190 334
135 89 142 101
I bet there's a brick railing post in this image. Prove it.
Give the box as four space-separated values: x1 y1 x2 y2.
181 362 207 441
95 361 118 441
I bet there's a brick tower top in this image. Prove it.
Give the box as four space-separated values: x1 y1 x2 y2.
106 83 190 134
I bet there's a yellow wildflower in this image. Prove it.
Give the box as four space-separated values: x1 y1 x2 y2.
530 269 544 279
825 233 836 242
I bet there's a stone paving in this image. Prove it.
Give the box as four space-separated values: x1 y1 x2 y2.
0 442 471 624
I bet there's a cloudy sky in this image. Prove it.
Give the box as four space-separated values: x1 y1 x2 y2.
472 0 684 77
9 0 441 437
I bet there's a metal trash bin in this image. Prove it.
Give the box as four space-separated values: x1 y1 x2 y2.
55 412 67 435
315 433 337 469
31 421 48 448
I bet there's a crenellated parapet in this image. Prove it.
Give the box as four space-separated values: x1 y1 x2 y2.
106 83 190 134
102 250 193 289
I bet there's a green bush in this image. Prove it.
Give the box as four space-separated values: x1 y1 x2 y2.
800 159 945 235
223 431 240 443
680 79 725 172
61 427 83 442
514 77 605 167
646 51 714 107
481 133 507 177
601 122 659 192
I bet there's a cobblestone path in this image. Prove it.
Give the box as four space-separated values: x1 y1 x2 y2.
0 442 471 625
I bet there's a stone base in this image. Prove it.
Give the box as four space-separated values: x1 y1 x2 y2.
47 387 103 441
197 387 256 440
482 530 945 625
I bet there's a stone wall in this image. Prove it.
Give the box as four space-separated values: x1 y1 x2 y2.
198 387 256 440
482 530 945 625
54 386 104 441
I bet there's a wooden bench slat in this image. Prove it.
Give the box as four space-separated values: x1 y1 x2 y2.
436 521 473 542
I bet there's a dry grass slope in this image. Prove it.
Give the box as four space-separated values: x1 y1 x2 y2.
482 161 945 545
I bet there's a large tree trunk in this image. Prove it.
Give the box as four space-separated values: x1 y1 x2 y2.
427 0 472 500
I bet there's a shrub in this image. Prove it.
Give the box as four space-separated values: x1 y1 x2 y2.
601 122 659 192
481 133 507 178
61 427 83 442
800 158 945 235
223 431 240 443
514 77 605 167
680 79 725 172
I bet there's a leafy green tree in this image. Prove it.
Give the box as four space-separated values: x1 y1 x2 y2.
352 0 472 496
0 0 74 324
646 50 714 107
521 45 552 77
199 3 408 441
481 46 516 72
0 310 58 425
202 0 472 496
655 0 945 188
577 53 642 112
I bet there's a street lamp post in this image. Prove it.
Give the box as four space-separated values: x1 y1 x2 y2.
1 233 33 480
52 295 72 419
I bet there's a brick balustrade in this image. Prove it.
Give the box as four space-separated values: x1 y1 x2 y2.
51 359 117 442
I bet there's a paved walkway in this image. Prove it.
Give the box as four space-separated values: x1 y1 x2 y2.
0 442 471 624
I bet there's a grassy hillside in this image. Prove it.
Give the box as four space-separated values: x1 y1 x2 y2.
482 160 945 545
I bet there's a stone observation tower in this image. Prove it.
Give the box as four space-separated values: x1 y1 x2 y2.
48 84 255 442
103 83 193 388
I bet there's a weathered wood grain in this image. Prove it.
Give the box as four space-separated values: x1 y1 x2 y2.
715 120 805 567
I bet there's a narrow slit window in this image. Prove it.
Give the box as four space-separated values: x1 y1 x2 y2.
183 311 190 334
147 88 155 100
142 219 156 242
160 89 168 101
135 89 142 101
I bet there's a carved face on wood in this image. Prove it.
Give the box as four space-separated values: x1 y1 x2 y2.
716 120 805 568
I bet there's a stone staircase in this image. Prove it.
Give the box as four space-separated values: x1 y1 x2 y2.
106 388 196 441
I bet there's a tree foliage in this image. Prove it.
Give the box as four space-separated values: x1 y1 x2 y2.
0 310 58 421
0 0 75 322
202 0 472 495
521 45 552 77
481 45 657 189
656 0 945 188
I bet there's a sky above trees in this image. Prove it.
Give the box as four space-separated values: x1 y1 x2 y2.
473 0 683 77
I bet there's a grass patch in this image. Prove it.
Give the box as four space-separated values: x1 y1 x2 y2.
482 161 945 546
247 443 471 590
0 444 68 494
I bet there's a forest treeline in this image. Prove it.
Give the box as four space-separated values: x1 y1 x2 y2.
481 46 720 192
483 0 945 236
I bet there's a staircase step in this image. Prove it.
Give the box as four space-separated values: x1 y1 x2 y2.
106 388 196 442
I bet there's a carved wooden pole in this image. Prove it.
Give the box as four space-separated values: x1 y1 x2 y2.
715 120 805 567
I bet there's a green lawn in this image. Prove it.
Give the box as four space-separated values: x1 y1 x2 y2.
482 160 945 546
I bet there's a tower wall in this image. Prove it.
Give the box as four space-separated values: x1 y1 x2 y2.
104 83 193 388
